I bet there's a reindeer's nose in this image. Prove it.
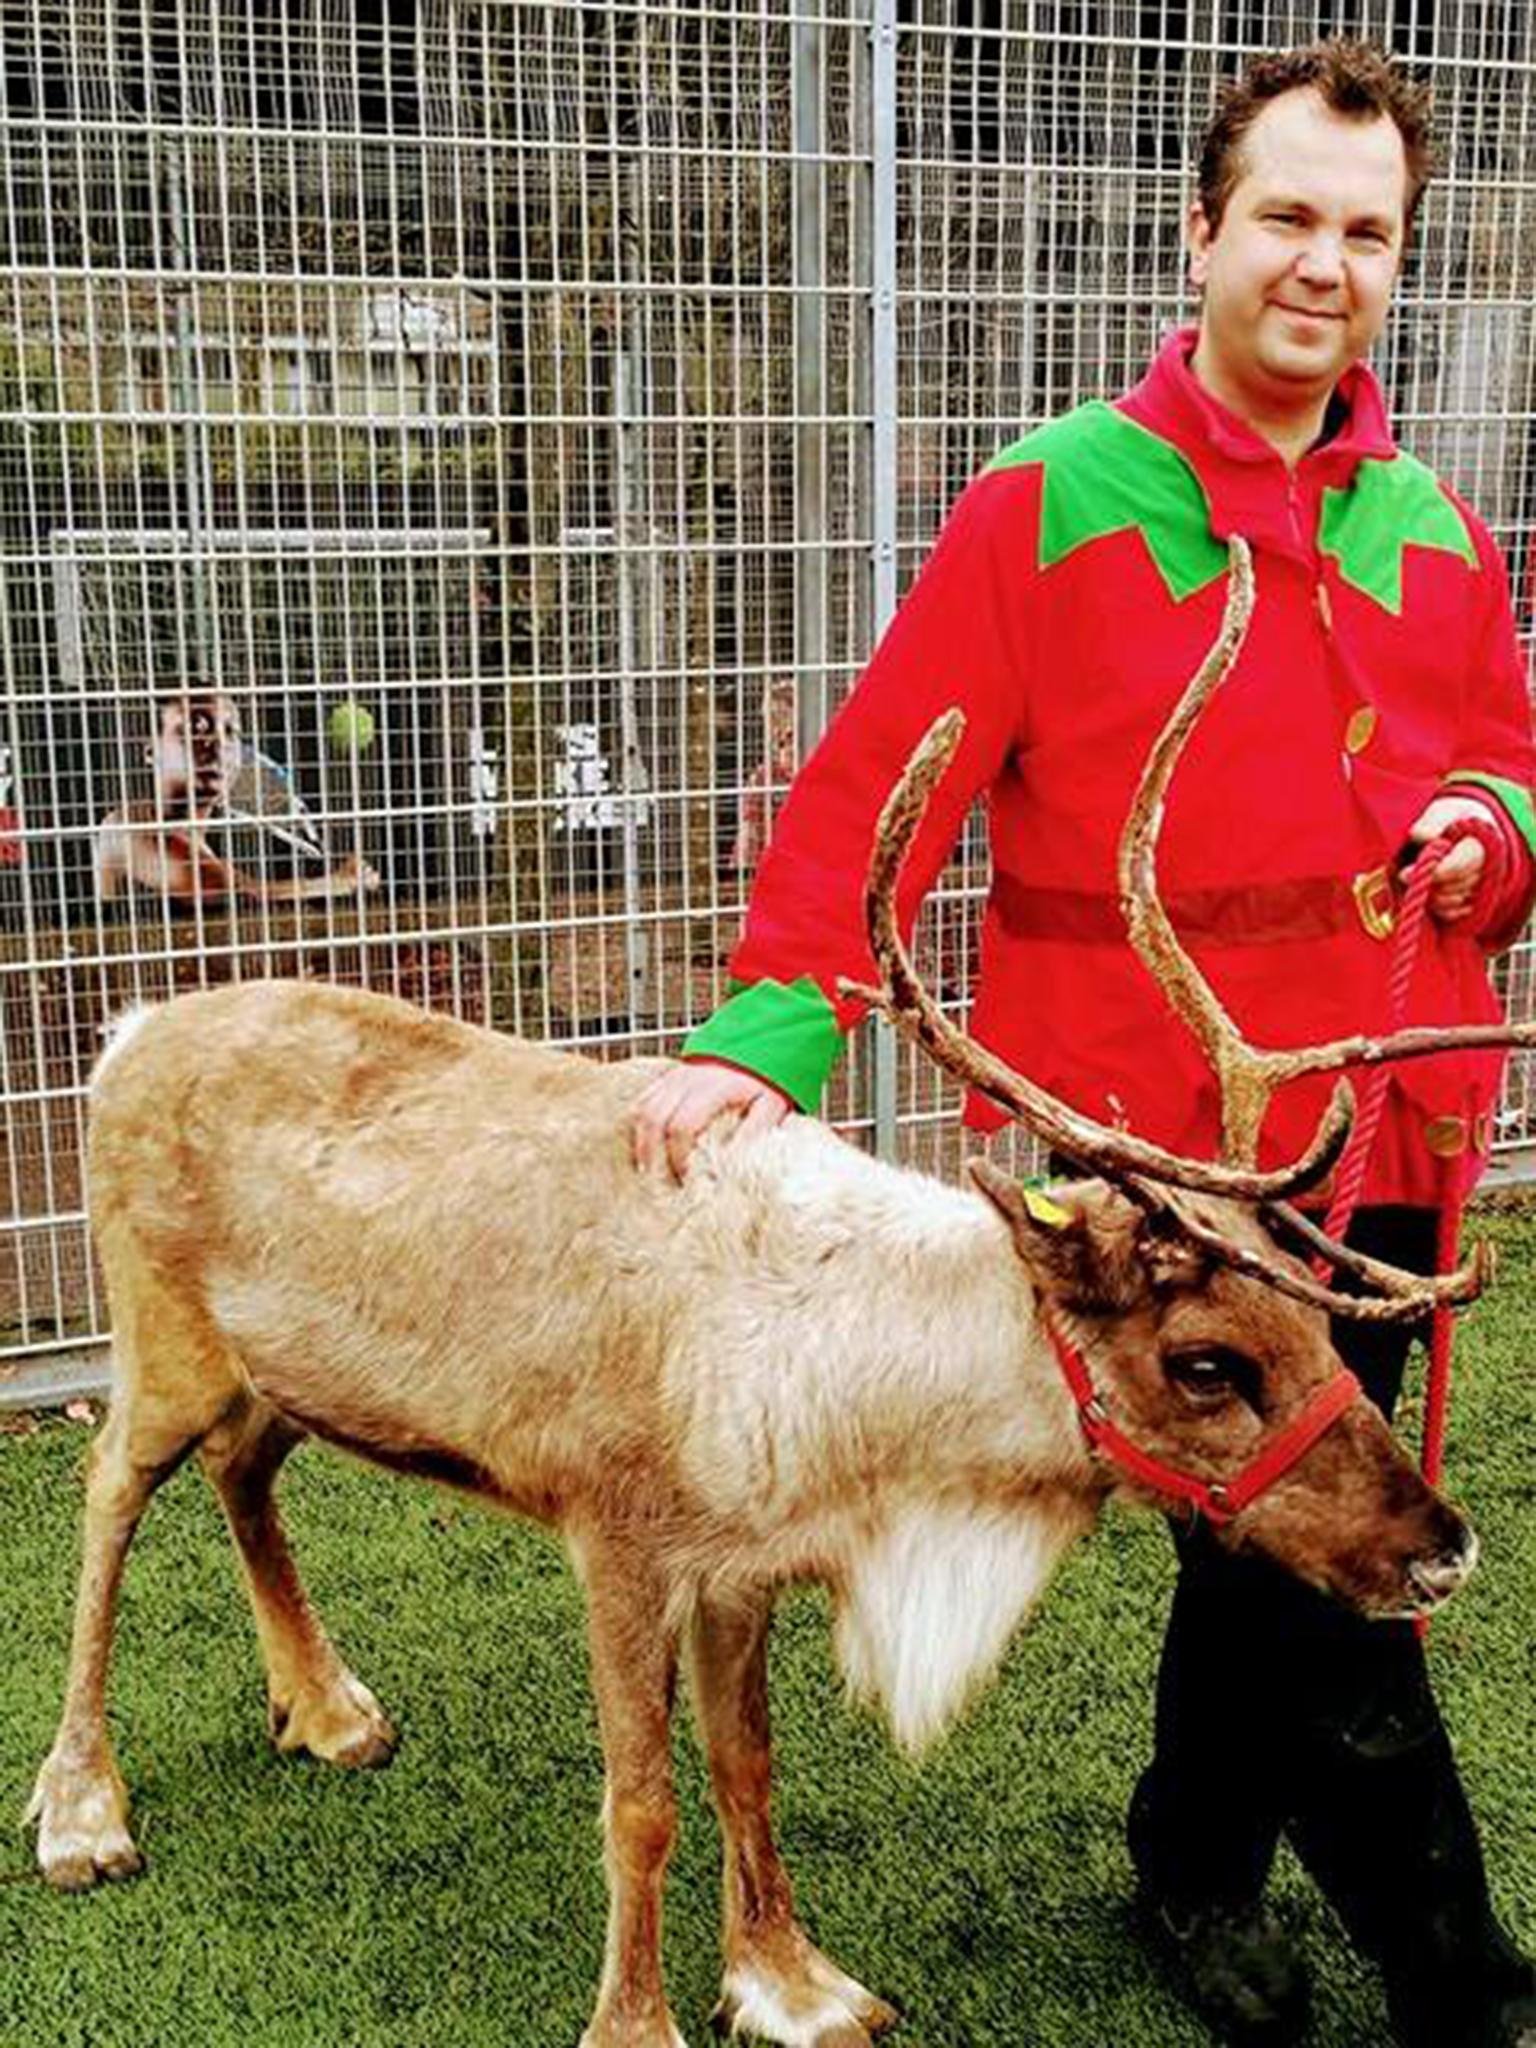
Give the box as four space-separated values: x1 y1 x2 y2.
1407 1527 1479 1606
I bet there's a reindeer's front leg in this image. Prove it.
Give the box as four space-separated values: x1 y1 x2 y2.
574 1531 688 2048
691 1590 897 2048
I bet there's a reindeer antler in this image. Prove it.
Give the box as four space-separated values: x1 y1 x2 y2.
842 535 1531 1322
1118 537 1536 1166
1263 1197 1492 1307
1118 538 1272 1162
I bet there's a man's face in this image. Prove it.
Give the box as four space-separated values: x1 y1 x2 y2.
1188 89 1408 418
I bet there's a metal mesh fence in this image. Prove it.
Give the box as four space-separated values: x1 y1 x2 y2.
3 0 1535 1378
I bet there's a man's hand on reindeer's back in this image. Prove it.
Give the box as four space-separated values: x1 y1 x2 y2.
630 1060 793 1181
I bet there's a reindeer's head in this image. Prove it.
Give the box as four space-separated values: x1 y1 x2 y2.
971 1167 1474 1617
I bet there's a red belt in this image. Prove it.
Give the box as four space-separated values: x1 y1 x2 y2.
993 873 1370 948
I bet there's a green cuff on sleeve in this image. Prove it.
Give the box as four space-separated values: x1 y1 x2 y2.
1442 770 1536 862
680 976 845 1115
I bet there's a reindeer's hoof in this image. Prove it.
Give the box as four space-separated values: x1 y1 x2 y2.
711 1996 875 2047
324 1719 397 1769
42 1834 145 1893
579 2016 689 2048
713 1943 898 2045
268 1670 398 1768
26 1761 144 1892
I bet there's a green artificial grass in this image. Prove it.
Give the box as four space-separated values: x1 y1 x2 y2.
2 1209 1533 2048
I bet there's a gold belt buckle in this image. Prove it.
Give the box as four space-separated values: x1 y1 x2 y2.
1352 864 1397 940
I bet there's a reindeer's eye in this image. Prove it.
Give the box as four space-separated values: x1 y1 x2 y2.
1164 1348 1252 1405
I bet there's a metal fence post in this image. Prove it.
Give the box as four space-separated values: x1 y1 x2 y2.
869 0 900 1160
616 166 653 1027
793 14 827 760
165 137 214 678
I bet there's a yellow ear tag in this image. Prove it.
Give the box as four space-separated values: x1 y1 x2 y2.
1022 1187 1071 1230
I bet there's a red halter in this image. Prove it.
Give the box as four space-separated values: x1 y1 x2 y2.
1044 1314 1362 1527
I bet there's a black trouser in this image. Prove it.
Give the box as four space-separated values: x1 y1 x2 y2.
1130 1208 1528 2045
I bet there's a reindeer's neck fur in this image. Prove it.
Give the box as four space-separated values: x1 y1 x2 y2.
673 1120 1076 1507
670 1120 1101 1750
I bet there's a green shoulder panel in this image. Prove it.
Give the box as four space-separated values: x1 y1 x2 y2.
1319 454 1477 615
985 402 1228 602
1442 771 1536 863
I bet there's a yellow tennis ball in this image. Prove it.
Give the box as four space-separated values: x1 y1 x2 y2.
327 701 376 755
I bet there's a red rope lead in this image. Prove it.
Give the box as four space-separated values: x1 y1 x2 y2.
1314 836 1450 1258
1306 830 1485 1641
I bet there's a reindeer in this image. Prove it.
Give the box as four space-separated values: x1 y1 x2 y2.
29 544 1532 2048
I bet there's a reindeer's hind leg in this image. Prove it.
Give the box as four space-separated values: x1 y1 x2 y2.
197 1402 396 1767
692 1590 898 2048
26 1294 235 1890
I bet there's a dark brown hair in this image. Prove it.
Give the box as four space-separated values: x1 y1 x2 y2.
1198 39 1435 233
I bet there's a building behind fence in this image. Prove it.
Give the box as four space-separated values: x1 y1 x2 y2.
4 1 1536 1387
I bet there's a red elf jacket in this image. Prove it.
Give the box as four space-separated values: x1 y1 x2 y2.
685 330 1536 1206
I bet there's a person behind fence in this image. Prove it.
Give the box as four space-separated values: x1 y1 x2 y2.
631 38 1536 2048
95 692 378 908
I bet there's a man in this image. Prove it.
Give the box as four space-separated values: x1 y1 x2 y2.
633 41 1535 2048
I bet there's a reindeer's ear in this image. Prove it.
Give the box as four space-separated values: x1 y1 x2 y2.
967 1158 1144 1311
